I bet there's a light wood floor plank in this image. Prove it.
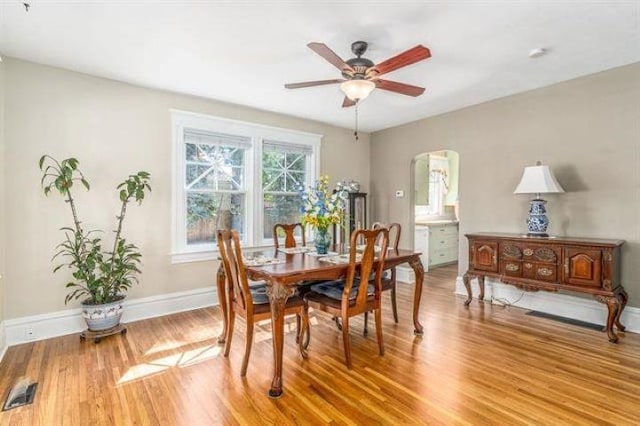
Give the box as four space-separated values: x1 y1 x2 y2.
1 264 639 425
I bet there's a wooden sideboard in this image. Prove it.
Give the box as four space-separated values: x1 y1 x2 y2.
463 233 627 343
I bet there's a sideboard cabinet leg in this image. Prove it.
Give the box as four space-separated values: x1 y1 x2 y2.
596 295 620 343
463 273 473 306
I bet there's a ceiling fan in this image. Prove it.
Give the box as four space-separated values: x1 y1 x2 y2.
285 41 431 107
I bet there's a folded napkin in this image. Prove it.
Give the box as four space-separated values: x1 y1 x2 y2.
279 247 312 254
355 244 382 253
318 253 363 264
306 251 339 257
243 256 285 267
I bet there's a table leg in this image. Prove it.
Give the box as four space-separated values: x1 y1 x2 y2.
216 264 228 344
266 279 294 398
408 257 424 335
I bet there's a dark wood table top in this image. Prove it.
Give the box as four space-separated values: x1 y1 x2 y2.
243 245 421 284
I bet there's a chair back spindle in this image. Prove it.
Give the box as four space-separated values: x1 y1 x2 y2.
217 229 252 313
273 223 306 249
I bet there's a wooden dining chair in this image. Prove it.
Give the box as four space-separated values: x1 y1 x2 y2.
273 222 318 297
302 227 389 369
217 229 308 376
368 222 401 326
273 223 306 249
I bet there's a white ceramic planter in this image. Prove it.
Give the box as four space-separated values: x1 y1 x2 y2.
81 296 125 331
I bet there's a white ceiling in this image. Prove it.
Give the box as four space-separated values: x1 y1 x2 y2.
1 1 639 132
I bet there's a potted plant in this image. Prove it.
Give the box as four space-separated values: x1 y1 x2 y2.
39 155 151 331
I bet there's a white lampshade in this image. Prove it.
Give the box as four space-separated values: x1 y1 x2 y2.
340 79 375 101
513 165 565 194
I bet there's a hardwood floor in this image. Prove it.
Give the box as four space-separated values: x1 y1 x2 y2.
1 264 639 425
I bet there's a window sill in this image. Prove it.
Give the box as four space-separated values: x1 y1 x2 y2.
171 251 218 264
171 244 277 264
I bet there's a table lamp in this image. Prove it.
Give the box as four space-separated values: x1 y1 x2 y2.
513 162 564 237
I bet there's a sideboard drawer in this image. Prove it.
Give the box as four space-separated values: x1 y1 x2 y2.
500 260 522 277
523 245 560 264
535 264 558 282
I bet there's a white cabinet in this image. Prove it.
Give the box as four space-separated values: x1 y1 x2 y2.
414 226 430 271
428 223 459 268
414 222 459 270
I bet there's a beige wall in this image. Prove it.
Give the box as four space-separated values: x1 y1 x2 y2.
0 58 5 326
2 58 370 319
371 62 640 307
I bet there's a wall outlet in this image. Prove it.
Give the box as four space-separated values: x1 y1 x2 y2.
395 190 405 198
25 327 36 341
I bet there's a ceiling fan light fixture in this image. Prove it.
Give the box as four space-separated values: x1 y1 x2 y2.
340 79 375 101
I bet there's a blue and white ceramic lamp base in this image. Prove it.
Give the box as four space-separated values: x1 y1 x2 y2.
526 198 549 237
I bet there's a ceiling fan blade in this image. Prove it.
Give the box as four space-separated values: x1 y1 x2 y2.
342 96 357 108
376 79 425 97
307 42 354 73
372 45 431 76
285 79 345 89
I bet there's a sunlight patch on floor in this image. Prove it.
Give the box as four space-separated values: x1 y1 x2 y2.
119 345 222 384
144 340 186 356
252 315 319 343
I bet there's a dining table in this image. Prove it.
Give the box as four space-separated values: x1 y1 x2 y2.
215 244 425 398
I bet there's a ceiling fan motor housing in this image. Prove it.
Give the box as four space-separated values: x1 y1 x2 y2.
343 41 374 79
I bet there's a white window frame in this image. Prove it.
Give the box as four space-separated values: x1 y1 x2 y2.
171 110 321 263
426 155 449 217
260 140 316 246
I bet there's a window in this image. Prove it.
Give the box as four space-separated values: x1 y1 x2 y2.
262 141 312 241
426 156 449 216
172 110 321 263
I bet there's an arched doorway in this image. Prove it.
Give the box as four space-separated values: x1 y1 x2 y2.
412 150 460 278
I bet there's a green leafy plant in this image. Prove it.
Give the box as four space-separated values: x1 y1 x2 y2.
39 155 151 305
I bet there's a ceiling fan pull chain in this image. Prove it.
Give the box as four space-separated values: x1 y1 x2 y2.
354 102 359 141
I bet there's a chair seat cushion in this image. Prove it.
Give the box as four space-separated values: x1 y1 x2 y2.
250 283 270 304
309 279 374 301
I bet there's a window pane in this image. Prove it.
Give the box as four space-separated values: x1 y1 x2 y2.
187 192 245 245
286 153 305 172
286 171 305 190
263 169 286 192
186 143 198 161
263 194 303 240
186 144 245 191
262 151 307 192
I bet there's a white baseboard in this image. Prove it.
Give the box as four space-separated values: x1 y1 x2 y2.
0 321 7 364
455 276 640 334
4 287 218 347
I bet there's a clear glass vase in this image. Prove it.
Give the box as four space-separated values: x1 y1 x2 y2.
314 228 331 255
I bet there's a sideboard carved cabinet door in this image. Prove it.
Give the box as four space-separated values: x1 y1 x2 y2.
470 241 498 272
562 248 602 287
